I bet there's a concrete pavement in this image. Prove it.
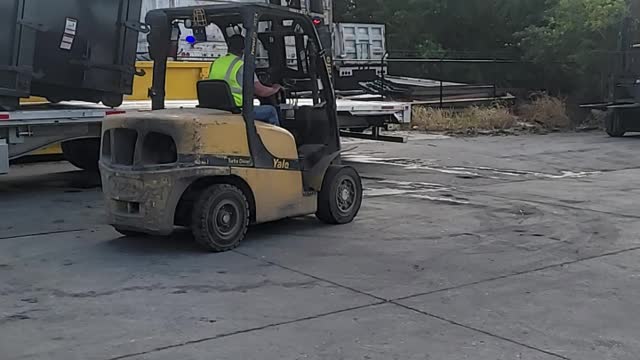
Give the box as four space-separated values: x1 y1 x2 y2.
1 132 640 359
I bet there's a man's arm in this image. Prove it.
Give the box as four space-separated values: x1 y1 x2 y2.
238 69 282 98
254 81 282 98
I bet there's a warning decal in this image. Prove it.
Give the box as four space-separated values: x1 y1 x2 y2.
60 18 78 51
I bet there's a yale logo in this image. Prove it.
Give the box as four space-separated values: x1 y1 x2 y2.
273 159 290 169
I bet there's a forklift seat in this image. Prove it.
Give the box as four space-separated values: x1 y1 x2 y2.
197 80 242 114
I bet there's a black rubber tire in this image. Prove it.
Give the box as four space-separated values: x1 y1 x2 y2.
316 165 363 225
114 227 148 238
606 111 626 137
102 93 124 108
61 138 101 172
0 95 19 111
191 184 250 252
46 97 63 104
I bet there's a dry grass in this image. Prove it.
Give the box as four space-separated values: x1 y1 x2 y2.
412 105 517 132
411 95 571 134
519 94 571 129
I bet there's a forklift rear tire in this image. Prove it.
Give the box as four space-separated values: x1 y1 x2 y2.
61 138 101 172
316 165 363 225
606 111 626 137
191 184 250 252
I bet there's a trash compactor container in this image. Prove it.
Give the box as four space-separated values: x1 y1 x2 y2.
0 0 146 110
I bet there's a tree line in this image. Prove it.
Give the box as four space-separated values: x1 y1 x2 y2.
334 0 632 100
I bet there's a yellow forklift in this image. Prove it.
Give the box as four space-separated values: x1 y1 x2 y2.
99 3 363 252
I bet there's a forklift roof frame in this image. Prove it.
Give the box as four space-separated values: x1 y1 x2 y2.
145 2 340 172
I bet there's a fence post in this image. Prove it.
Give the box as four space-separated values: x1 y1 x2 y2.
381 52 388 101
439 58 444 108
493 56 498 100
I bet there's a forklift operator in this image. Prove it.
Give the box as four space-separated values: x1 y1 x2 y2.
209 35 282 126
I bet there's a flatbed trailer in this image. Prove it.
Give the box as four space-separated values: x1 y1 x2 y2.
0 98 413 174
0 103 126 174
123 99 413 142
123 98 413 129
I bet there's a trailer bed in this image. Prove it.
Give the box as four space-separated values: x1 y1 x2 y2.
117 98 414 124
1 97 415 173
1 98 413 128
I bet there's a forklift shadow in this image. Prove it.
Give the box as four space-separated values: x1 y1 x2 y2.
106 230 204 255
251 216 326 233
242 216 332 243
105 216 331 254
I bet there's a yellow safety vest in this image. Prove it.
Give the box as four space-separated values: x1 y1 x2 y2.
209 54 244 107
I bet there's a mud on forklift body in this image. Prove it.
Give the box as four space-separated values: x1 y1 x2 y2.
99 3 363 252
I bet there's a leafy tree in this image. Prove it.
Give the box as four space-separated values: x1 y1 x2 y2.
518 0 629 97
332 0 632 98
334 0 549 56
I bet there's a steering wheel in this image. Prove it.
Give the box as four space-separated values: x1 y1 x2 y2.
256 85 286 107
276 87 288 104
281 78 296 88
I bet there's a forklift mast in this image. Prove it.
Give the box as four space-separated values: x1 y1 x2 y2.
266 0 332 50
610 0 640 103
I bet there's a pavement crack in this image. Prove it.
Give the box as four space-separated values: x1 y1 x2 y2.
236 242 640 360
48 284 167 299
394 245 640 302
391 302 571 360
173 280 320 294
476 192 640 220
234 250 387 302
0 309 44 325
232 251 573 359
106 302 385 360
0 228 87 240
44 280 322 299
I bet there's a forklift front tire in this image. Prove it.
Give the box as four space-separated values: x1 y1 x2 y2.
316 166 363 225
191 184 250 252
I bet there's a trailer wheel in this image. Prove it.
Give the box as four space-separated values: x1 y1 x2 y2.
316 165 363 224
606 111 626 137
61 138 100 172
102 93 123 108
191 184 250 252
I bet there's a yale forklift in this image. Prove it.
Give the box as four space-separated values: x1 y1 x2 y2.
99 3 363 252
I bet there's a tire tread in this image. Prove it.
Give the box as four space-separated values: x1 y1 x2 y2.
191 184 250 252
316 165 362 224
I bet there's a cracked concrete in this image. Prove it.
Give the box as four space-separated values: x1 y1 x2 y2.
2 132 640 359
